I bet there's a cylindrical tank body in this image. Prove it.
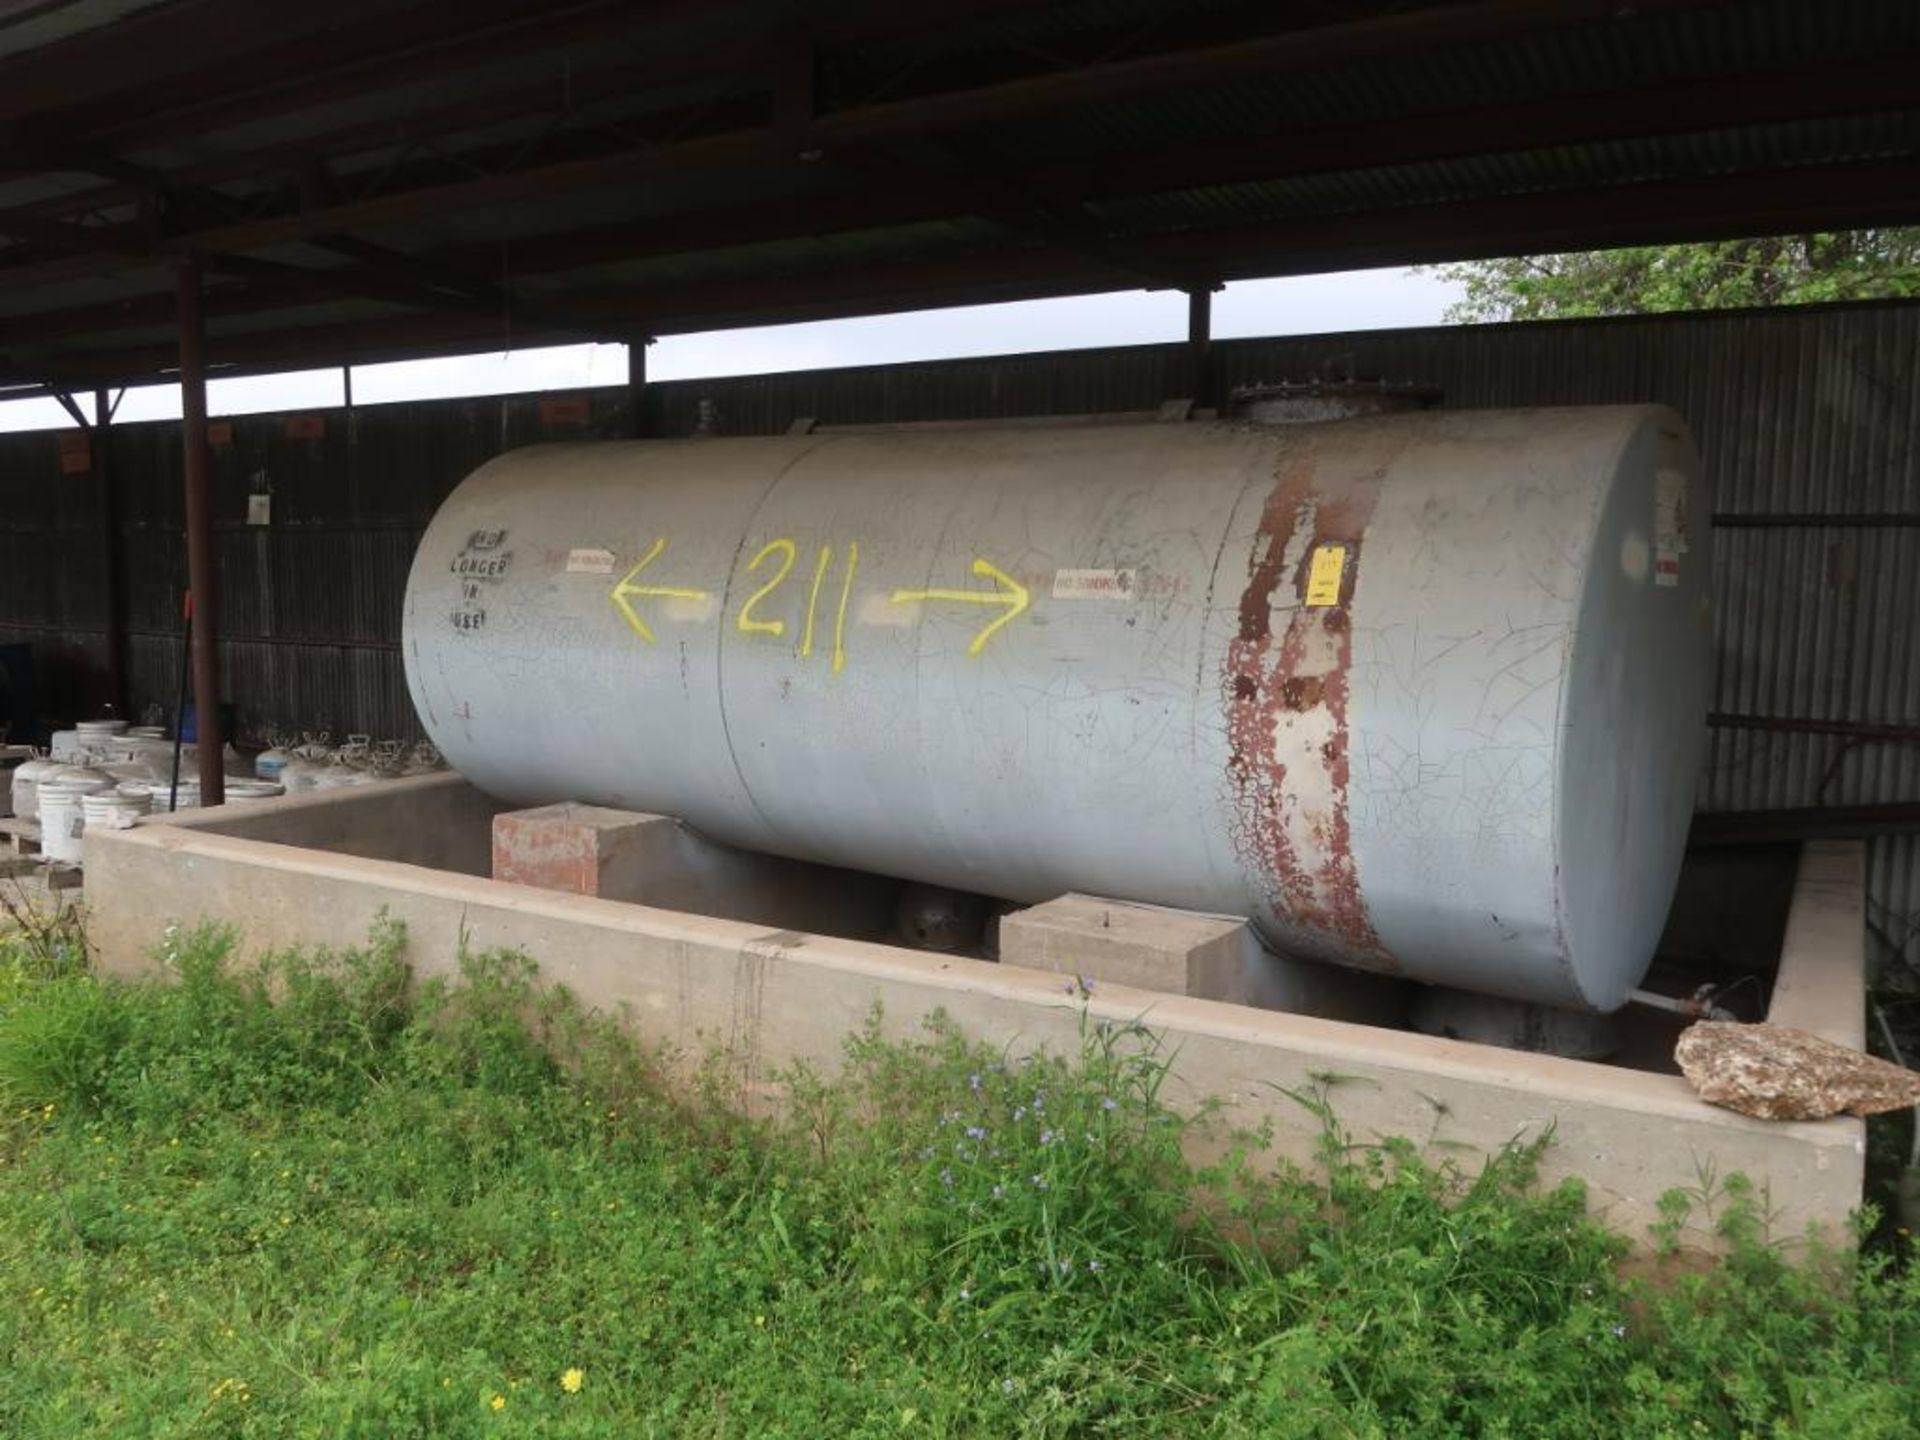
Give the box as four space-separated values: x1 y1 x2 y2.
404 407 1712 1010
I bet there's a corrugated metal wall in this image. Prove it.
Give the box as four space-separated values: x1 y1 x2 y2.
1 301 1914 968
0 389 632 741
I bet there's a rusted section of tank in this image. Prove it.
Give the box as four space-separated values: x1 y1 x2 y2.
1222 435 1396 968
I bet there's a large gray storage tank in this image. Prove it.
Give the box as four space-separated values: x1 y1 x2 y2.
403 406 1712 1010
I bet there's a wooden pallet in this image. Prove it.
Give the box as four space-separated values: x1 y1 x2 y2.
0 816 42 857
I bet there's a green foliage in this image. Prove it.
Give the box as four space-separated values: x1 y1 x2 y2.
0 923 1914 1437
1435 230 1920 322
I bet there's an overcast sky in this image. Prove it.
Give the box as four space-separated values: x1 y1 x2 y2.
0 265 1464 434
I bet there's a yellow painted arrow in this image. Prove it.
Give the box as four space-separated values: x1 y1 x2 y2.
891 558 1030 657
609 537 709 643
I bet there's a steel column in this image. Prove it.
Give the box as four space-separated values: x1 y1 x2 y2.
175 258 225 804
627 337 651 439
92 386 127 718
1186 285 1214 410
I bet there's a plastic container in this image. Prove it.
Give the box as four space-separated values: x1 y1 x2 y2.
226 779 286 802
144 779 200 813
10 753 58 820
82 789 150 832
42 764 114 795
37 783 91 863
255 741 292 784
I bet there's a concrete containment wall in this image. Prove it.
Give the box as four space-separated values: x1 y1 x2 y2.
84 777 1867 1252
185 775 507 875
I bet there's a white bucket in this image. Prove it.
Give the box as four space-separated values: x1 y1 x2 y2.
226 780 285 802
37 784 90 863
146 781 201 812
10 755 58 820
82 790 150 832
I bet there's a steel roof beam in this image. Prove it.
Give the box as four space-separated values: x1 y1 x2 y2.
0 0 1736 262
0 0 1066 170
14 155 1918 390
5 46 1911 342
0 0 710 157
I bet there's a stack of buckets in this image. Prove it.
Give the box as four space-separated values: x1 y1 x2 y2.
35 768 125 864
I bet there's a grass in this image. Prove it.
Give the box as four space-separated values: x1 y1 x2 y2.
0 917 1915 1437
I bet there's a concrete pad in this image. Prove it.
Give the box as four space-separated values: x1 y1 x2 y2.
1000 892 1406 1025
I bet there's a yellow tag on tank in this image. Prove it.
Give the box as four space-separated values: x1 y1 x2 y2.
1304 543 1347 607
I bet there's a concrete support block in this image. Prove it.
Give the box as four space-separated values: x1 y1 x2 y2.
998 893 1405 1025
492 802 898 939
492 803 646 897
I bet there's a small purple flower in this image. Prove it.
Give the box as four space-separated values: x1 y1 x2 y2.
1001 1378 1015 1396
959 1288 971 1301
968 1072 982 1092
1087 1259 1103 1272
1057 1259 1072 1276
1030 1173 1049 1191
965 1125 988 1141
1101 1096 1118 1112
1012 1106 1026 1121
991 1184 1005 1200
1040 1129 1056 1146
940 1169 954 1188
918 1147 934 1161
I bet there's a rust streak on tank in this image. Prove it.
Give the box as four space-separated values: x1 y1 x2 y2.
1222 434 1394 967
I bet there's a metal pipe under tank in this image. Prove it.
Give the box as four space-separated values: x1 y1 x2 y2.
403 404 1712 1011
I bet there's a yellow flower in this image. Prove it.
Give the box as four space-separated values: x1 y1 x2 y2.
490 1394 507 1411
561 1367 584 1394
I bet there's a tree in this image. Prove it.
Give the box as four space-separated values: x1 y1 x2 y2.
1433 230 1920 323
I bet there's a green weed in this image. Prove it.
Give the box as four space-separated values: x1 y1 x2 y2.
0 921 1913 1437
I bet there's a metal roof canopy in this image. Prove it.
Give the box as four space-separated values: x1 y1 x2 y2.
0 0 1918 394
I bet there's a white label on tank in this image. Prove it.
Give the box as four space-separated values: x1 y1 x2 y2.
1052 568 1136 600
1653 469 1687 587
566 547 616 575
